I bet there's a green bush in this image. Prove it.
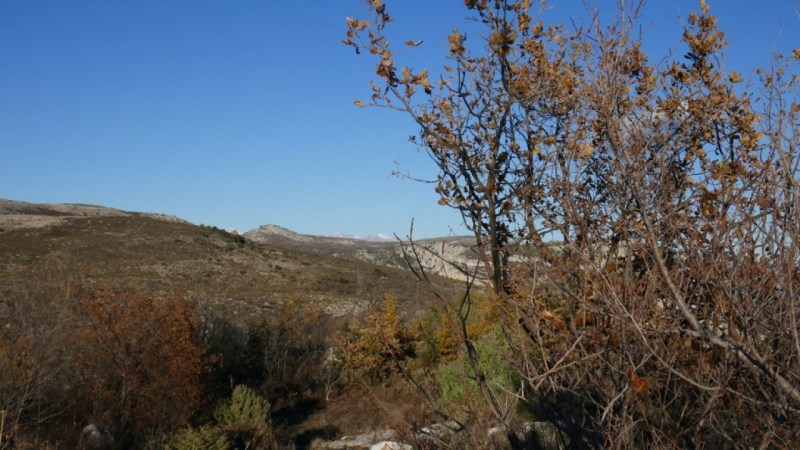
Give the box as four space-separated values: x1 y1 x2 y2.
171 386 276 450
438 325 516 413
214 385 271 428
170 426 231 450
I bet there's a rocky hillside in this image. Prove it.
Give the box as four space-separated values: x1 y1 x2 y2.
0 199 446 319
0 198 184 231
245 224 486 283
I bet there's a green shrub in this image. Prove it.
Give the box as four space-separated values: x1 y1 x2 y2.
170 386 275 450
170 426 231 450
438 325 516 413
214 385 271 428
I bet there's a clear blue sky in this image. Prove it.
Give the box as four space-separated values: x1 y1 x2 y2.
1 1 798 238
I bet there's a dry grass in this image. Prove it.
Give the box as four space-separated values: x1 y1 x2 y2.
0 213 446 321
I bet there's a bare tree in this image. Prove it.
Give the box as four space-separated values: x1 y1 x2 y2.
347 0 800 447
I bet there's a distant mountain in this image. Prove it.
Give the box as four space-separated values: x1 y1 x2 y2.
246 224 351 246
327 232 396 243
244 224 486 283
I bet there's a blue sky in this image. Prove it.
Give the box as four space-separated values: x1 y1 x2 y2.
1 1 798 238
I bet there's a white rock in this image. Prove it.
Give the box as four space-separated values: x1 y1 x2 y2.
370 441 412 450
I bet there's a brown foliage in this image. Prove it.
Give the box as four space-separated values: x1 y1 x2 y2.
348 0 800 448
340 296 416 383
0 276 211 447
0 278 78 445
72 286 209 438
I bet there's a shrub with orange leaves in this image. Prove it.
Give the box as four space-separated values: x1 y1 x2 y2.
340 295 416 383
626 367 653 395
72 286 209 439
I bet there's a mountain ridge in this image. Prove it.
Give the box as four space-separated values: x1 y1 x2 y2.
0 198 485 284
244 221 484 283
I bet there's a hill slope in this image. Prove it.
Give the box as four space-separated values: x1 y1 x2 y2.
245 224 486 283
0 199 443 318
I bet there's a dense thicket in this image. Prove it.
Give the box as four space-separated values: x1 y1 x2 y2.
0 278 339 449
0 281 207 448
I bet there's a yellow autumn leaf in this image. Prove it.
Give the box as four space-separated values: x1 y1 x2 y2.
413 68 430 89
531 21 543 37
577 143 594 158
401 67 411 83
540 310 558 320
729 71 743 83
354 100 366 107
419 75 431 91
448 30 465 55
